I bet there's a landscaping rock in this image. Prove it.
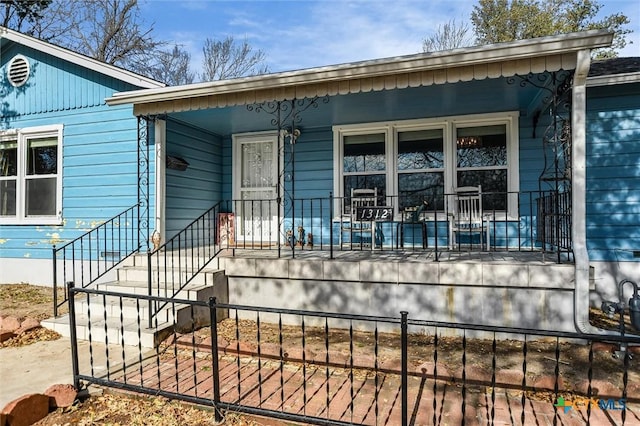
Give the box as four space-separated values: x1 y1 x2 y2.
44 384 78 408
0 316 20 333
0 331 16 343
591 341 617 353
16 318 40 334
1 393 49 426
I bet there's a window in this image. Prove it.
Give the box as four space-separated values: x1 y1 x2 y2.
397 129 444 210
455 124 508 211
0 125 63 224
343 133 387 210
334 112 519 217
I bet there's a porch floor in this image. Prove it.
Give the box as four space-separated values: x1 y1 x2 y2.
218 247 571 264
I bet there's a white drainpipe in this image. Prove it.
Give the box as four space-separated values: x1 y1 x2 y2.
572 49 604 334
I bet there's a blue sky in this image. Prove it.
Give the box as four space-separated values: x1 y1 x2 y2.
139 0 640 75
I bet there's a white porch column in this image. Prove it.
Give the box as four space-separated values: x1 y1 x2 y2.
572 49 599 333
154 119 166 242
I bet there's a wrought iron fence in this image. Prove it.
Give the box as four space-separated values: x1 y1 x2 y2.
216 190 572 262
68 283 639 426
52 204 140 317
537 191 573 262
147 201 224 328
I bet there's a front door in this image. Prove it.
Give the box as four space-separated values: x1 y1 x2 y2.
232 132 280 243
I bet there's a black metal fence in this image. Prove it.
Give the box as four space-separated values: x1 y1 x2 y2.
215 190 573 262
52 204 140 317
537 191 573 262
68 283 639 426
147 201 224 328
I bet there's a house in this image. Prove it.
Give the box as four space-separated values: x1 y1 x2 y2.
4 27 639 335
0 27 164 284
103 28 640 333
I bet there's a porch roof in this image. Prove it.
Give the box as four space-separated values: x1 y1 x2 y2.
106 30 613 115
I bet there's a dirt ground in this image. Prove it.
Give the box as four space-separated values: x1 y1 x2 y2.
2 283 639 425
0 284 269 425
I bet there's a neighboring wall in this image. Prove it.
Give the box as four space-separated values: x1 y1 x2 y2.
586 82 640 302
0 43 150 284
164 119 222 238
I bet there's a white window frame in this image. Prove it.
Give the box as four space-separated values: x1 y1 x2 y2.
333 111 520 219
0 124 63 225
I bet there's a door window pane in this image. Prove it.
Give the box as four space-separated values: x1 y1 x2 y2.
241 141 274 188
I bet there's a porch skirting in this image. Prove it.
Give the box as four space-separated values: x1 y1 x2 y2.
218 254 581 333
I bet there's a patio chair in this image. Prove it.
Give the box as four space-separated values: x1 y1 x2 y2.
448 186 489 250
342 188 378 247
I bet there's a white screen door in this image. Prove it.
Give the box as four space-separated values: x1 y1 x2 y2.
233 132 280 243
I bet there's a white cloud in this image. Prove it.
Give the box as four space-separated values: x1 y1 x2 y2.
144 0 639 77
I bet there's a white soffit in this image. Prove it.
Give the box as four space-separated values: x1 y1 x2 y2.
105 30 613 115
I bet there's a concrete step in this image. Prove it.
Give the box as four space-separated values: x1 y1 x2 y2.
44 279 227 348
117 266 223 285
94 279 221 300
123 251 221 270
42 313 174 348
74 294 204 323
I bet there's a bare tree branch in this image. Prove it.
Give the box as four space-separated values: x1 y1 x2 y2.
422 19 475 52
201 36 269 81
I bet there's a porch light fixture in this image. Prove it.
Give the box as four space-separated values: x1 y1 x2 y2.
283 128 301 144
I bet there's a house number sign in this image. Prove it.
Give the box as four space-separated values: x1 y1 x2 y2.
356 206 393 221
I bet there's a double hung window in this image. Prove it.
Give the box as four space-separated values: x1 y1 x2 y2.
0 125 63 224
334 112 519 217
342 133 386 211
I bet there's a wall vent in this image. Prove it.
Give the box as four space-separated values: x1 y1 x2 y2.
7 55 30 87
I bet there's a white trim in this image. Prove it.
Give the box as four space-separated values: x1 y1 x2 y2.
586 72 640 87
7 54 30 87
106 30 613 108
154 120 166 242
0 124 63 225
231 131 281 241
572 49 599 334
333 111 520 218
0 26 164 89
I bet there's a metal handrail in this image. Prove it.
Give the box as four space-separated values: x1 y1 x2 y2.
52 204 140 317
147 201 224 327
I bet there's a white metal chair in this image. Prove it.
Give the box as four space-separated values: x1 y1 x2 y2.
342 188 377 247
448 186 489 250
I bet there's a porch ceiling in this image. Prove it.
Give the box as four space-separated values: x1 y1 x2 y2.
167 76 547 136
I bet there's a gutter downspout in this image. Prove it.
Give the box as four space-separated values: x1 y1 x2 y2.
572 49 602 334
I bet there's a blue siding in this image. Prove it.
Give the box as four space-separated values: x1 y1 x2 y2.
586 85 640 262
0 105 151 259
1 43 138 121
0 42 153 261
165 120 222 238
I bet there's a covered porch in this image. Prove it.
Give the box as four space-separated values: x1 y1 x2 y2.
106 32 614 271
